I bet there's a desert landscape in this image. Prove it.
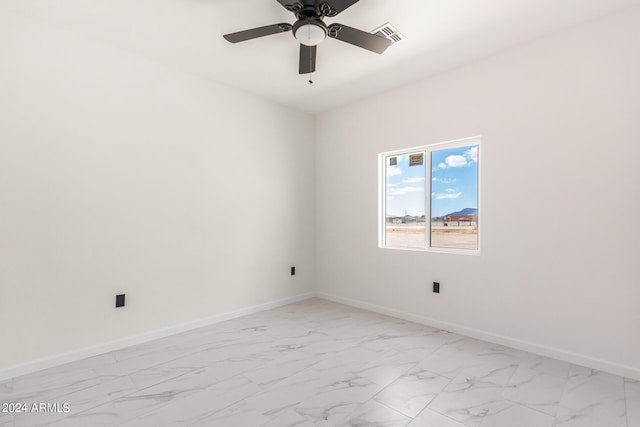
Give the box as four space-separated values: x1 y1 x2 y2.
385 224 477 250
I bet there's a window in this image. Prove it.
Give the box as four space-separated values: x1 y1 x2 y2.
379 137 480 254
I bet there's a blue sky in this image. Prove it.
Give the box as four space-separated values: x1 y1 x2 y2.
385 144 478 218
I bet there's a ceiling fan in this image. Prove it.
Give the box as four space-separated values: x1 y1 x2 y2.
223 0 392 75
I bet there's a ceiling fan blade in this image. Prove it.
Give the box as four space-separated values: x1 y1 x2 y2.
325 0 360 15
276 0 303 13
223 23 292 43
299 44 317 74
328 23 392 54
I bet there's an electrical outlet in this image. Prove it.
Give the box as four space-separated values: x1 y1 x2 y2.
291 266 296 276
115 294 125 308
433 282 440 293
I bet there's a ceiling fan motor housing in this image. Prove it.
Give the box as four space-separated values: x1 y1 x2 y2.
290 1 337 19
293 18 327 46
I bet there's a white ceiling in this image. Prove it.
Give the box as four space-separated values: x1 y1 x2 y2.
2 0 639 113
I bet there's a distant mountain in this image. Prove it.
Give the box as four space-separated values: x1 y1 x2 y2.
445 208 478 217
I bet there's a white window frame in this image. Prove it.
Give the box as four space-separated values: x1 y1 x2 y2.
378 136 481 255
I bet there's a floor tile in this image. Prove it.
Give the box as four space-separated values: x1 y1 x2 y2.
196 368 326 424
478 402 554 427
427 379 508 427
355 349 425 388
117 376 260 426
262 409 316 427
554 405 626 427
311 346 383 377
559 368 625 421
408 408 467 427
374 367 450 417
6 366 99 404
292 374 383 425
242 351 319 387
417 337 507 380
188 401 268 427
518 355 575 379
502 366 566 416
338 400 411 427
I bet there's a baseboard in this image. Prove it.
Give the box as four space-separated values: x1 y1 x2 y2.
0 292 316 383
315 292 640 381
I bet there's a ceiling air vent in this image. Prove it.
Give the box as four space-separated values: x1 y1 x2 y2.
371 23 405 45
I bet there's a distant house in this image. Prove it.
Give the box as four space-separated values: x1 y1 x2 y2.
442 215 477 226
387 215 427 224
402 215 421 224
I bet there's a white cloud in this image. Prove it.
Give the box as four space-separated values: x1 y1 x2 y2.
404 177 425 183
432 177 457 184
388 186 424 196
435 146 478 170
433 192 462 200
445 188 457 193
445 155 468 168
387 165 402 177
464 146 478 163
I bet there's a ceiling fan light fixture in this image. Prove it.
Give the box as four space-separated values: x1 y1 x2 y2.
294 22 326 46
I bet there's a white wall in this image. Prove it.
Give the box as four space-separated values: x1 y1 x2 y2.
316 8 640 378
0 10 315 372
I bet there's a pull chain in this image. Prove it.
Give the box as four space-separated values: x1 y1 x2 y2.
309 51 313 84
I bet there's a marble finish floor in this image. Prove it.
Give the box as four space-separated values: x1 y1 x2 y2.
1 298 638 427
